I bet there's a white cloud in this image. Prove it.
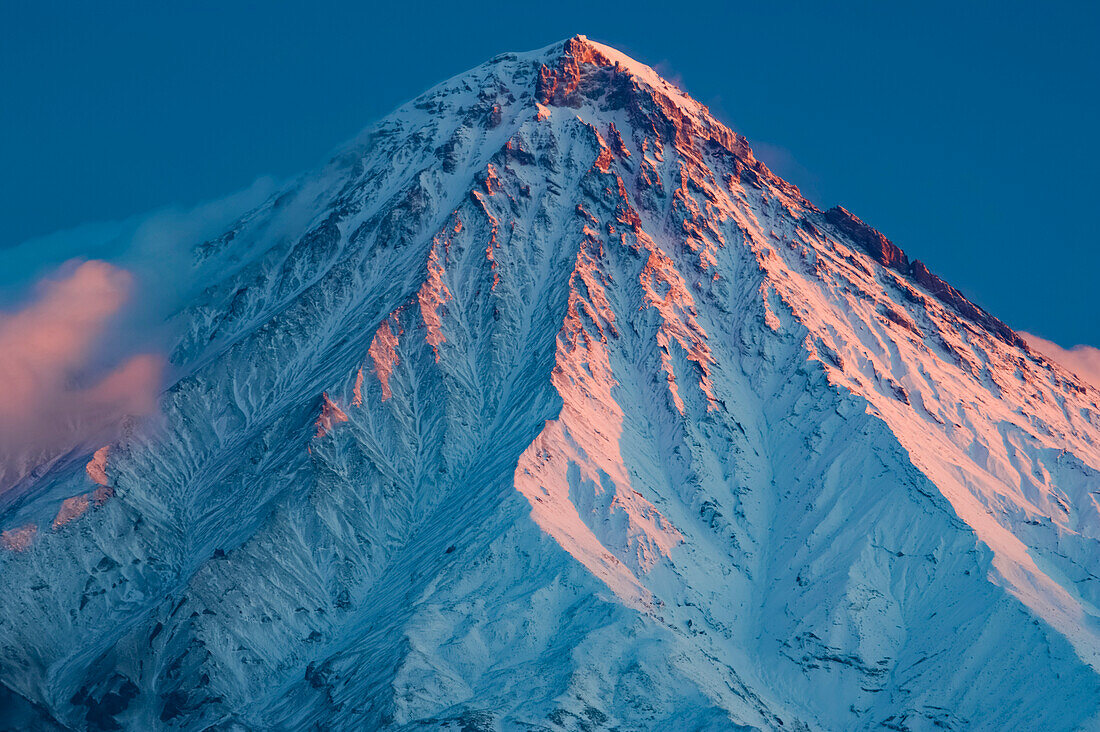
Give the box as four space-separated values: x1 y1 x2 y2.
0 261 162 493
0 176 278 494
1021 332 1100 391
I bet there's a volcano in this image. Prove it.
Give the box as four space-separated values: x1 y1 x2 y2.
2 36 1099 731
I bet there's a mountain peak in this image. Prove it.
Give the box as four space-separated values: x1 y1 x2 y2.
3 36 1099 731
534 34 711 121
544 34 683 96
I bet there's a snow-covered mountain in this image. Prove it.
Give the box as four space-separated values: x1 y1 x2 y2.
2 35 1099 731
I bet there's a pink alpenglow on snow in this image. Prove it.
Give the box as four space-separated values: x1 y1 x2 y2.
351 368 365 408
85 446 116 506
368 316 401 401
418 245 451 361
515 237 682 607
85 446 111 487
639 240 718 414
0 523 36 552
52 494 90 531
0 260 163 494
314 393 349 439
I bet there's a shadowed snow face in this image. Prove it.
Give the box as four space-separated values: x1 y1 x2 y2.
0 260 162 493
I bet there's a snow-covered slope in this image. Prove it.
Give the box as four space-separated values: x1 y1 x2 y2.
2 36 1099 731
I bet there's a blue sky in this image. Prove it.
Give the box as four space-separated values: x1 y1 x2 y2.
1 1 1096 346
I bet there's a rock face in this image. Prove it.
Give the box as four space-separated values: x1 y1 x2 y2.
2 35 1100 731
823 205 1026 348
824 205 911 271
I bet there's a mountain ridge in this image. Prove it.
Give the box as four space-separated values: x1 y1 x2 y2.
1 34 1099 731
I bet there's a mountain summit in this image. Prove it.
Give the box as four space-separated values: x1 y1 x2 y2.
2 36 1099 731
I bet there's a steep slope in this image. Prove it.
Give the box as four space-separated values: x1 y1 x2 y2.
2 36 1099 731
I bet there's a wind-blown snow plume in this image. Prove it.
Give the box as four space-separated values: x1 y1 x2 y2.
1022 331 1100 390
0 260 162 493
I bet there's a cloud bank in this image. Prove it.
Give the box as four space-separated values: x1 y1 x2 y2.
0 261 163 493
1021 332 1100 391
0 177 277 495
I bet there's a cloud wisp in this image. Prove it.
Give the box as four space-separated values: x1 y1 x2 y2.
0 176 277 497
0 260 163 494
1021 332 1100 391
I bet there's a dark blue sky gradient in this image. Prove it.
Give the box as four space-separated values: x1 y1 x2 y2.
1 1 1096 345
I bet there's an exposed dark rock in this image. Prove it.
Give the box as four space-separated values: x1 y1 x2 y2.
908 260 1026 347
825 206 909 271
825 205 1026 348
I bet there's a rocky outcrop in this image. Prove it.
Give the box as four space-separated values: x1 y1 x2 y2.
825 205 1026 347
825 205 910 270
